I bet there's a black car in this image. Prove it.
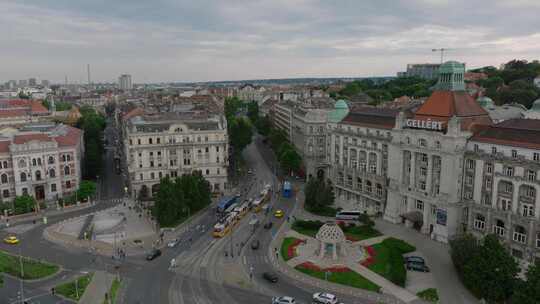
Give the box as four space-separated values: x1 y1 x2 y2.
406 261 430 272
403 256 425 265
264 222 273 229
251 239 260 250
146 249 162 261
263 272 278 283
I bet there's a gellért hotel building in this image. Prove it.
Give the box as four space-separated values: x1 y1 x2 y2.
326 61 540 262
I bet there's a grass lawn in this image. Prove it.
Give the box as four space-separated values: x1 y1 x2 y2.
366 238 416 287
295 265 380 292
55 273 94 301
103 278 121 304
280 237 299 261
0 250 59 280
305 206 339 217
417 288 439 303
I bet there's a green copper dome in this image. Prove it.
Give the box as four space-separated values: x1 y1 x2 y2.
328 99 349 123
437 61 466 91
477 96 495 108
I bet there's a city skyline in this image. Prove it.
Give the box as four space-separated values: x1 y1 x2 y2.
1 0 539 83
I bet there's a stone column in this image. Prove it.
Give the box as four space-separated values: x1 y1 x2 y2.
426 154 433 194
410 152 416 189
332 243 337 260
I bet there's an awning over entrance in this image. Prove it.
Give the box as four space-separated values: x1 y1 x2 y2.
401 211 423 223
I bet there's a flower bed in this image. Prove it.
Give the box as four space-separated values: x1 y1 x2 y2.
295 262 380 292
281 237 303 261
361 246 376 267
366 238 416 287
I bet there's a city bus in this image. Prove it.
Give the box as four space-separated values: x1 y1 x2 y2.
282 181 292 198
217 196 237 213
335 210 361 221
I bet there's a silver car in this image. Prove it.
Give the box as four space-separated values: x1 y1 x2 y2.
272 296 296 304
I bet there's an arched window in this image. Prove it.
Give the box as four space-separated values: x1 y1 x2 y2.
49 169 56 178
3 161 7 169
32 158 37 166
35 170 42 181
0 174 7 184
64 166 70 175
67 154 71 161
37 158 42 166
20 172 27 182
62 155 66 162
48 156 54 164
19 159 26 168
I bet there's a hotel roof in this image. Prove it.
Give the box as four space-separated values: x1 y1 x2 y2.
470 119 540 150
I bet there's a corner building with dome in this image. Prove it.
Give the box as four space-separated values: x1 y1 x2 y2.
326 61 540 263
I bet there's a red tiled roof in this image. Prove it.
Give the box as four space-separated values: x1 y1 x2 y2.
414 90 492 130
13 134 52 144
30 100 48 113
0 141 10 153
123 107 144 120
6 99 30 107
0 109 28 118
54 126 82 147
471 119 540 150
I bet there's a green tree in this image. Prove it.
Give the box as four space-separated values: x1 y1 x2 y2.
77 107 106 179
77 180 96 200
304 178 335 212
279 146 302 174
229 117 253 152
13 195 36 215
17 91 30 99
498 80 539 108
154 177 180 227
449 233 480 274
247 101 259 123
511 260 540 304
255 116 271 136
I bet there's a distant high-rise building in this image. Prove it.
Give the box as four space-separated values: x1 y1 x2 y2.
19 79 28 87
41 80 50 87
7 80 17 89
399 63 442 80
118 74 132 90
28 78 37 86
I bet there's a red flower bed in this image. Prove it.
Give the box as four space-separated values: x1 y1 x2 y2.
287 239 305 259
361 246 376 267
297 261 351 273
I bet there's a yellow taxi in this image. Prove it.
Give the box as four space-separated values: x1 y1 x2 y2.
274 209 284 218
4 236 19 245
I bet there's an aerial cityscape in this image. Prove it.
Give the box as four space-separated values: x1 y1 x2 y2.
1 1 540 304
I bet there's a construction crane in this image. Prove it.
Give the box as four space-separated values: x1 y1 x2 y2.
432 48 452 63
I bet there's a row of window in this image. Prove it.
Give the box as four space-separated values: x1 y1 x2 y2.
130 135 222 146
17 154 73 169
472 215 540 246
13 167 71 183
139 168 221 181
1 181 73 198
476 145 540 162
466 159 538 182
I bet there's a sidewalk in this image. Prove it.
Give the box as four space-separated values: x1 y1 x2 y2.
80 271 116 304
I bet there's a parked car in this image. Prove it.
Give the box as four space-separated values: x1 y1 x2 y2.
251 239 260 250
312 292 338 304
403 256 425 264
264 222 273 229
406 261 430 272
272 296 295 304
262 272 278 283
146 249 162 261
167 238 180 248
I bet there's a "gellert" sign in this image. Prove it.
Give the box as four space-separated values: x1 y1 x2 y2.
405 119 443 131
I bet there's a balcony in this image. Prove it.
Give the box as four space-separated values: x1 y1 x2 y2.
513 232 526 244
493 225 505 237
473 220 485 230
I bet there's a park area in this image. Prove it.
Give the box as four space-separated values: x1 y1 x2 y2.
362 238 416 287
55 273 94 301
0 250 59 280
295 262 380 292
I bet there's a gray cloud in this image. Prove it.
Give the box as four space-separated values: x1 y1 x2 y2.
1 0 539 83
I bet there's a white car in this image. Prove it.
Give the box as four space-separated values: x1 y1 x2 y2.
272 296 296 304
312 292 338 304
167 238 180 248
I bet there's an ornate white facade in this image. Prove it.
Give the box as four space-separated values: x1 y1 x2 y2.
123 113 229 198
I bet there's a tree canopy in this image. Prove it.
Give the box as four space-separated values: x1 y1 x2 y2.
153 172 212 227
511 259 540 304
13 195 36 215
304 178 335 212
77 180 97 200
77 106 106 180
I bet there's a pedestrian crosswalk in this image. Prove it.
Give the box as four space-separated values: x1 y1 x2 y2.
243 254 270 265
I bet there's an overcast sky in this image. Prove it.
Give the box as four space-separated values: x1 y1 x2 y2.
1 0 539 83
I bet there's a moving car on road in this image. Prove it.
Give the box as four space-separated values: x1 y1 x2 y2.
251 239 260 250
312 292 338 304
262 272 278 283
146 249 162 261
264 222 273 229
272 296 296 304
3 235 19 245
167 238 180 248
274 209 284 218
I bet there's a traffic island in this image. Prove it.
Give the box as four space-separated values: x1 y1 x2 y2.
102 278 121 304
54 272 94 301
280 237 304 261
0 250 59 280
417 288 439 303
363 238 416 287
